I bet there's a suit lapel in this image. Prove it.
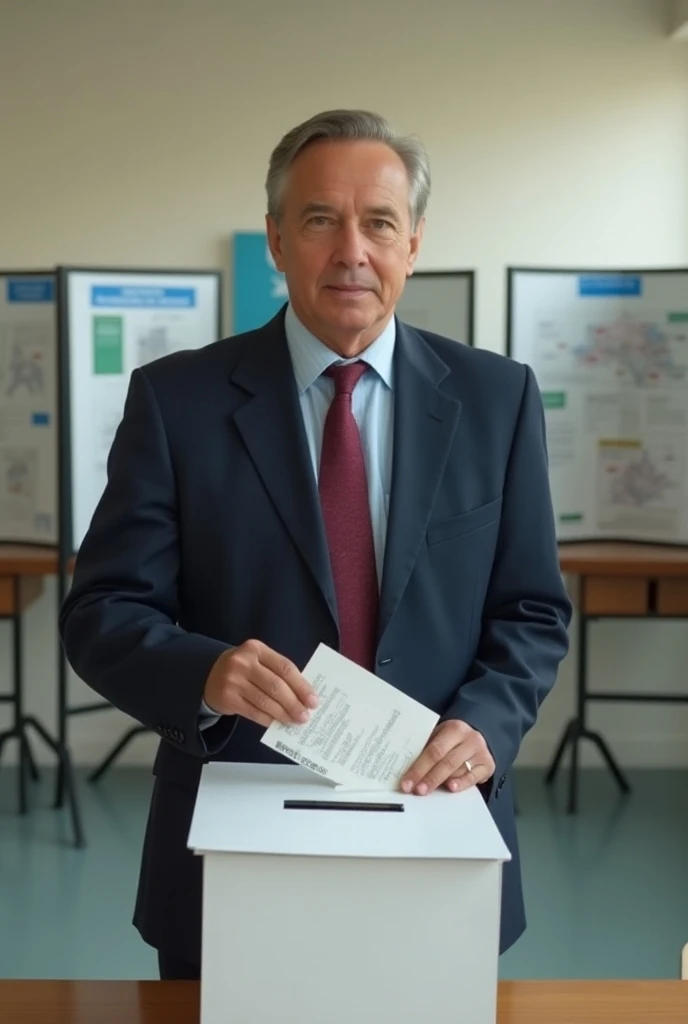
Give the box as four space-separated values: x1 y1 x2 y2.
230 313 338 627
378 322 462 641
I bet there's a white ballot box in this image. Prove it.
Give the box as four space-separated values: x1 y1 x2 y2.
188 762 511 1024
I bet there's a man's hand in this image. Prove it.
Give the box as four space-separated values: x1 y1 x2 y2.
203 640 318 728
401 720 495 796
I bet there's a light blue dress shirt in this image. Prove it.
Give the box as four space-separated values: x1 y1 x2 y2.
200 304 396 726
284 302 396 586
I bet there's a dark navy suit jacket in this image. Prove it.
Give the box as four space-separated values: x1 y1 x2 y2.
59 308 571 963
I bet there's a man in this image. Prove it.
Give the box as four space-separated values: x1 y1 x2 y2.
59 109 571 980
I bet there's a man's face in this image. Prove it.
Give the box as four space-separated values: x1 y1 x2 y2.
266 139 423 355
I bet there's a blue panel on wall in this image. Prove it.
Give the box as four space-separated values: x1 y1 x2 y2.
232 232 288 333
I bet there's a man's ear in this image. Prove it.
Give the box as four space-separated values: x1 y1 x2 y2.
406 217 425 277
266 214 286 273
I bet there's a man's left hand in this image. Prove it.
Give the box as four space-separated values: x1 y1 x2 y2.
401 720 495 796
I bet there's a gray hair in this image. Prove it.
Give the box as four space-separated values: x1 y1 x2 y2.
266 109 430 230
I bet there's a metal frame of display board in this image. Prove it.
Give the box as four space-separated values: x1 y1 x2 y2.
506 265 688 810
396 270 475 345
56 266 223 846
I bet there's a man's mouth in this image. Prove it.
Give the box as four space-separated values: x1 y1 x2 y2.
326 285 371 294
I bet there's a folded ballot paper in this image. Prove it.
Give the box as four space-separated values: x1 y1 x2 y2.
261 644 439 791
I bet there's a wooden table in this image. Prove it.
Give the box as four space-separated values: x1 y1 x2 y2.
0 544 148 843
1 979 686 1023
0 545 61 814
550 542 688 812
0 545 96 846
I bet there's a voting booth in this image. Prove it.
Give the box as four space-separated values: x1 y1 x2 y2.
188 762 511 1024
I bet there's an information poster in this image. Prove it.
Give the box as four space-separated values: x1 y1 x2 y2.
508 268 688 544
59 268 222 552
396 271 474 344
232 231 288 333
0 272 57 543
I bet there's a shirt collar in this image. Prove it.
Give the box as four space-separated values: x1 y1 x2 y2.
284 302 396 394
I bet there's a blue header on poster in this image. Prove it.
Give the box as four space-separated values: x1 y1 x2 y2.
578 275 642 297
91 286 196 308
7 278 54 303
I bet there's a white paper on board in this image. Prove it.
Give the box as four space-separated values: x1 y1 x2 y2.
65 270 220 549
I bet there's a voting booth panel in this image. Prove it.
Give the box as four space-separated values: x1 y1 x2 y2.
189 763 510 1024
47 267 222 836
507 266 688 545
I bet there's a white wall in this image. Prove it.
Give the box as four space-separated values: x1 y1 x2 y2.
0 0 687 767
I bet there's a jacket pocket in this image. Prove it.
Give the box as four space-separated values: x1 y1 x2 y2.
427 496 503 546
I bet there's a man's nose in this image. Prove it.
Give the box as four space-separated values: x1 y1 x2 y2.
333 222 368 267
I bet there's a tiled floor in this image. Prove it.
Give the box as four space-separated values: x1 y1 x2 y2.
0 766 686 980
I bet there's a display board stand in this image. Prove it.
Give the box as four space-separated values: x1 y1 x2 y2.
55 267 222 844
0 273 78 830
508 267 688 809
547 541 688 812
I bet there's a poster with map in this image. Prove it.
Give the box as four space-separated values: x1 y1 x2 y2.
507 268 688 544
0 272 57 543
59 267 222 553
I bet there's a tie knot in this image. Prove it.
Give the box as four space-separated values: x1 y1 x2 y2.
325 361 369 397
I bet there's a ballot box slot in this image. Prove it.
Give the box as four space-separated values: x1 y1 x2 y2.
283 799 404 812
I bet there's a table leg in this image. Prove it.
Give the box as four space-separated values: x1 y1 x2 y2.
25 737 40 781
12 593 28 815
54 643 67 810
26 715 85 848
578 727 631 795
566 610 589 814
545 610 631 810
88 725 152 783
544 719 575 784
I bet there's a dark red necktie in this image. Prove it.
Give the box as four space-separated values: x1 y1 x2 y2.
318 362 379 671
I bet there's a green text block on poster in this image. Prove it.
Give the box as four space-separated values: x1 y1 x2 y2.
93 316 123 374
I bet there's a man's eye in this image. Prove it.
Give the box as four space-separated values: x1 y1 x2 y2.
370 219 394 231
308 216 331 227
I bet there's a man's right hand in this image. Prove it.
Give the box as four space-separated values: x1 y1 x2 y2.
203 640 319 728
